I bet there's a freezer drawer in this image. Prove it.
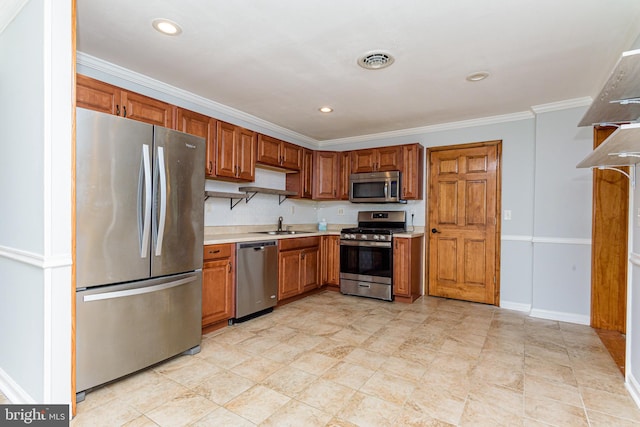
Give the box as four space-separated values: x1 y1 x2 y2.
76 272 202 393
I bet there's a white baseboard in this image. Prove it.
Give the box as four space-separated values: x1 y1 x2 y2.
499 301 531 313
627 372 640 409
529 308 590 325
0 366 35 404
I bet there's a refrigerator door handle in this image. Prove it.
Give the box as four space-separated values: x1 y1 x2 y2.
82 275 198 302
140 144 152 258
155 146 167 256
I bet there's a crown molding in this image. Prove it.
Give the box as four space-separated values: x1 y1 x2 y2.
319 111 535 147
0 0 28 34
76 52 318 146
530 97 593 114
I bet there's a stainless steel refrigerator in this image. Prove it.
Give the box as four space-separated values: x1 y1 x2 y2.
75 108 205 400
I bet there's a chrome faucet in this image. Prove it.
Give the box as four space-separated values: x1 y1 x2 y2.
277 216 283 232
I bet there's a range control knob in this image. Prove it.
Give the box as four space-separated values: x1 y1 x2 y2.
373 235 380 240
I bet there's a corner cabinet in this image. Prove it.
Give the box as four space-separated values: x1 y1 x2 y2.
278 237 321 301
77 74 174 127
393 235 423 303
202 244 235 330
286 148 314 199
216 121 256 182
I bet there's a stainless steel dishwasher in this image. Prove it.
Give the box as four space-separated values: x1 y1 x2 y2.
235 240 278 321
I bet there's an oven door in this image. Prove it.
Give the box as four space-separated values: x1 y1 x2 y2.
339 239 392 284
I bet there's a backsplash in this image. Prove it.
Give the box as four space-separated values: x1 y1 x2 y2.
204 168 424 228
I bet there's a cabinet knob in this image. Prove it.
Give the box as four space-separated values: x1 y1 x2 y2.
228 262 232 273
116 105 120 116
123 105 127 118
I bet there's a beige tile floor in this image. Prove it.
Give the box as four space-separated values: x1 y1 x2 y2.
7 291 640 426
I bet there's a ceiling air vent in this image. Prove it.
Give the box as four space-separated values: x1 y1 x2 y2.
358 51 395 70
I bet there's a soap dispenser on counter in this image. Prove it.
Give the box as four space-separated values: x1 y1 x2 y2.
318 218 327 231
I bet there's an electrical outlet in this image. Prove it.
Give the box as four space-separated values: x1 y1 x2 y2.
504 210 512 221
290 205 295 215
338 208 344 216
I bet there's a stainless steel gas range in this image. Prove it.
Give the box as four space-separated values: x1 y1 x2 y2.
340 210 406 301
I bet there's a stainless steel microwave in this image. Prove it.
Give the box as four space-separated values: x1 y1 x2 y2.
349 171 403 203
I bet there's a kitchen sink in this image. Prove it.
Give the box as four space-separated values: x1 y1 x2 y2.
257 230 312 235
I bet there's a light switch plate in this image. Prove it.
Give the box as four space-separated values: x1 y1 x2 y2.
504 210 512 221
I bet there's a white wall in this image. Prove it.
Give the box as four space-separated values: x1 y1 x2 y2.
0 0 72 405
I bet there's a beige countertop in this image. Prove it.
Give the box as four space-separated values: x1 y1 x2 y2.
203 225 424 245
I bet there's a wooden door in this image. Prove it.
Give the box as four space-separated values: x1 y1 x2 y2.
591 126 628 332
428 142 501 305
313 151 339 199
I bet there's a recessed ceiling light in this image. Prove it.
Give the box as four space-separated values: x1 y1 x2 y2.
152 19 182 36
358 51 395 70
319 107 333 113
466 71 489 82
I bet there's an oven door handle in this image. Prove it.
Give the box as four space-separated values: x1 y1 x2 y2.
340 240 392 248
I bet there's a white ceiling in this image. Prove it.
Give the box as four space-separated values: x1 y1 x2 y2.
76 0 640 142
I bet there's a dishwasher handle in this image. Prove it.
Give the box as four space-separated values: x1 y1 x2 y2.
238 241 277 250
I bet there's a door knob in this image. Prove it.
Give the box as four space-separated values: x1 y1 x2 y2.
431 228 441 234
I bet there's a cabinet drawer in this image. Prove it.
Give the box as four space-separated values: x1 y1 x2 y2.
203 244 233 260
278 236 321 252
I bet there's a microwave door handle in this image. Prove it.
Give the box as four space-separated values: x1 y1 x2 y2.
384 182 388 199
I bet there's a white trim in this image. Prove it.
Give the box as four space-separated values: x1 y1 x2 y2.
320 111 534 147
529 308 590 325
0 0 28 34
530 97 593 114
532 237 592 245
0 366 35 404
499 301 531 313
629 251 640 266
0 245 72 269
501 235 533 242
628 371 640 409
76 52 318 146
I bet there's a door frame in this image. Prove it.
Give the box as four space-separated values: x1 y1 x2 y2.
424 140 502 305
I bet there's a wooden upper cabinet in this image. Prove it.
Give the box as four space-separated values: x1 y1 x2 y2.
176 108 217 178
313 151 340 200
400 143 424 200
76 74 174 128
120 91 174 128
350 146 402 173
339 151 351 200
76 74 119 115
286 148 313 199
256 134 301 171
216 121 256 182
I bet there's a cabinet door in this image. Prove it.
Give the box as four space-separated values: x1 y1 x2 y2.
256 134 282 167
236 127 256 181
216 121 238 179
76 74 120 115
281 141 302 171
121 90 174 127
177 108 216 177
401 143 423 200
393 238 410 297
302 149 314 198
351 149 376 173
377 146 402 171
339 151 351 200
301 247 320 292
279 250 301 299
313 151 340 200
322 235 340 286
202 257 234 326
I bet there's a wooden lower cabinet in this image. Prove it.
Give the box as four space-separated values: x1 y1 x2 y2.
278 237 321 300
393 235 423 303
322 235 340 287
202 244 235 330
